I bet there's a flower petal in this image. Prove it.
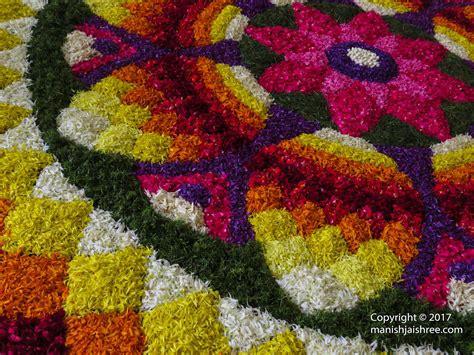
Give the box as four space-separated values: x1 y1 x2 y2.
321 69 354 96
387 90 451 141
407 69 474 102
392 37 446 66
258 60 328 93
292 3 340 37
245 25 320 56
346 11 390 45
326 81 383 136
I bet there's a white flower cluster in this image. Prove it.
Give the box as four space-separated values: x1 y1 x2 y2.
0 17 37 42
277 265 359 313
294 326 377 354
62 30 100 66
57 107 110 149
447 279 474 315
271 0 308 6
431 134 473 155
218 297 288 352
0 116 47 151
78 209 139 255
347 47 380 68
20 0 48 11
353 0 397 16
434 33 470 61
147 189 209 234
0 79 32 109
231 65 273 107
314 127 378 151
141 254 209 311
225 14 249 42
32 162 87 201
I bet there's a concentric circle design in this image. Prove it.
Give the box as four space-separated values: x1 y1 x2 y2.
326 42 398 82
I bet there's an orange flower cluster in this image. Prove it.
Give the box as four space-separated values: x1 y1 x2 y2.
291 201 326 236
380 222 420 265
121 0 166 37
122 85 164 110
0 253 68 318
141 112 178 135
169 134 203 161
338 213 372 253
113 64 150 85
247 185 283 213
434 163 474 184
193 0 233 46
66 310 145 354
279 140 412 187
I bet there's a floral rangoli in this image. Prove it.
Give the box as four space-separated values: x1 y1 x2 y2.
0 0 473 353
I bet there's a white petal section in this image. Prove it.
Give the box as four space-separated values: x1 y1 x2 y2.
353 0 397 15
57 107 110 149
32 162 87 201
225 14 249 41
21 0 48 11
431 134 473 155
147 189 208 234
141 255 208 311
0 17 37 42
78 209 139 256
230 66 273 107
0 45 29 73
393 344 446 354
218 297 288 352
270 0 307 5
447 279 474 315
313 128 377 151
293 326 376 354
435 33 469 61
0 79 33 109
277 265 359 314
0 116 47 151
62 30 101 66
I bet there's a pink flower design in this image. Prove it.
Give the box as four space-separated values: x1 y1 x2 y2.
245 4 474 140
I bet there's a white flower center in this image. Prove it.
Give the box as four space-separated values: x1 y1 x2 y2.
347 47 380 68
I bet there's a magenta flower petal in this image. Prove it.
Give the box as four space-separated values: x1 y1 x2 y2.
321 69 354 96
387 91 451 140
346 11 390 45
292 3 340 37
245 25 321 56
409 69 474 102
259 60 328 93
392 37 446 66
326 81 384 136
362 81 390 109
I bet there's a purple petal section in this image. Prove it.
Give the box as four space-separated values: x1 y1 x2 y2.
92 39 119 55
177 183 211 208
234 0 273 18
450 261 474 283
377 146 472 295
251 104 320 151
179 40 242 66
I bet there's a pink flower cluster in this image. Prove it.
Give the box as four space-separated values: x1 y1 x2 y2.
418 237 474 307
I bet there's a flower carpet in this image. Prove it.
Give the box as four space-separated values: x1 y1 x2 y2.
0 0 473 353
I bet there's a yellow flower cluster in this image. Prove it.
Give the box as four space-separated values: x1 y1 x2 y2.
141 291 231 354
297 134 397 168
65 247 151 315
3 198 93 258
